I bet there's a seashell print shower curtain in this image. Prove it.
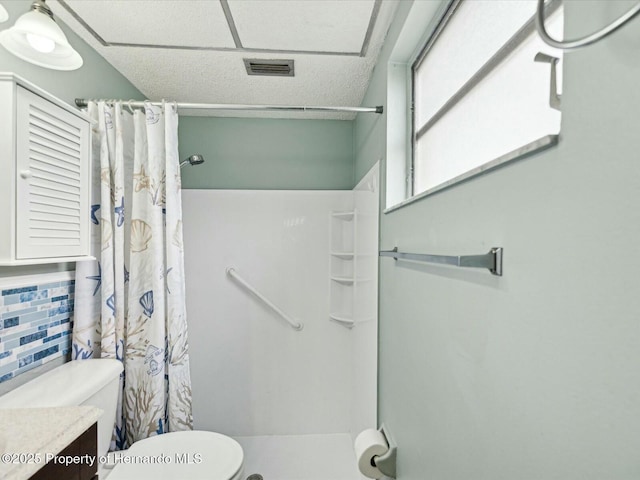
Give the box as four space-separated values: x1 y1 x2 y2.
72 101 193 450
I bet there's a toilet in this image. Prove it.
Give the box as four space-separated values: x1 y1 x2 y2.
0 359 244 480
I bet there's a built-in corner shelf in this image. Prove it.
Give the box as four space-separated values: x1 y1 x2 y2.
330 251 355 259
329 314 355 329
329 209 357 329
331 276 355 284
331 211 355 221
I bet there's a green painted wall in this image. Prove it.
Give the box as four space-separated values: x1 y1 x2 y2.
0 0 141 105
356 1 640 479
178 116 354 190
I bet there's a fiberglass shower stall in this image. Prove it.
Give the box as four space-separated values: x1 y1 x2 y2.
181 164 379 478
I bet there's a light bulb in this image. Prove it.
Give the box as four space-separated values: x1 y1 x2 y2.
0 4 8 23
26 32 55 53
0 1 83 70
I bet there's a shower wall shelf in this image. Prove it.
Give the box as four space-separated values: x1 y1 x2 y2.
331 276 355 284
329 314 355 328
331 251 354 259
329 210 357 329
331 211 355 221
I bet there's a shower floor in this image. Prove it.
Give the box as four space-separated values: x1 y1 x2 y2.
233 433 360 480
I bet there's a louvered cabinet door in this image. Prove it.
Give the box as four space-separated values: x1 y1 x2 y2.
15 86 90 259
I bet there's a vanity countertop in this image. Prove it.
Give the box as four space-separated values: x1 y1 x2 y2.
0 406 102 480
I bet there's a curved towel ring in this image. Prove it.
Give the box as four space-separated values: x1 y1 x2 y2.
536 0 640 50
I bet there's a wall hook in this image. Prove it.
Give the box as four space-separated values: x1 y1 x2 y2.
534 52 561 111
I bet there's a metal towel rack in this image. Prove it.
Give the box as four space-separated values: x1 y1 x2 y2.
379 247 503 276
226 267 304 331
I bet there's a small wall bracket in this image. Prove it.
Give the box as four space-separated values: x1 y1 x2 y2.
374 424 397 479
534 52 561 110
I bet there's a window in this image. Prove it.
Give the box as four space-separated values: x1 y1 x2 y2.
410 0 563 198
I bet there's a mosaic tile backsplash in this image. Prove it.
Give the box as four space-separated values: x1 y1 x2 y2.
0 277 75 383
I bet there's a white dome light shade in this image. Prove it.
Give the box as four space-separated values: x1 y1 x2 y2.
0 4 9 23
0 3 82 70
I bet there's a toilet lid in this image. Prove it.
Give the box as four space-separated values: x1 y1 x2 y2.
107 431 243 480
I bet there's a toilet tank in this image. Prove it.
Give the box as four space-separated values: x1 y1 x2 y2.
0 359 123 457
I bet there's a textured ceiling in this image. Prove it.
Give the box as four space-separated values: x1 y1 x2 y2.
49 0 400 119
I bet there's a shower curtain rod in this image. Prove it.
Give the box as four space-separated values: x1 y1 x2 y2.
74 98 384 114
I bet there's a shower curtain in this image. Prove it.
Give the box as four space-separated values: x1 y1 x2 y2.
72 101 193 449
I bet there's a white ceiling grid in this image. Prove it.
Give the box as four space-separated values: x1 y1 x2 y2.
49 0 400 119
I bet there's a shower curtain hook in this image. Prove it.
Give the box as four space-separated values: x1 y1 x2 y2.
124 99 134 114
173 101 178 114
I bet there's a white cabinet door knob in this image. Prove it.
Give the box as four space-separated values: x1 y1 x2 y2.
20 170 31 179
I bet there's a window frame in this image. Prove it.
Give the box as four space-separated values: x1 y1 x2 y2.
407 0 562 201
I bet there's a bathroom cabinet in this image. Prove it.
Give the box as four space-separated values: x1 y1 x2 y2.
0 73 91 265
0 406 102 480
30 423 98 480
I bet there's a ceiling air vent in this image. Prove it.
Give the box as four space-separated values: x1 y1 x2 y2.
244 59 294 77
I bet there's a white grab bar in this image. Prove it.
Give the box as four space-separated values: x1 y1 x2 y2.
226 267 304 331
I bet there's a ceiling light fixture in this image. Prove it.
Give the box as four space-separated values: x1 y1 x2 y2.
0 4 8 23
0 0 82 70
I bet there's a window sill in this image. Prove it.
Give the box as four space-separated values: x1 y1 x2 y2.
383 134 559 214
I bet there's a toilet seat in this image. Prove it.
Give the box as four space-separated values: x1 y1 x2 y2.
106 431 244 480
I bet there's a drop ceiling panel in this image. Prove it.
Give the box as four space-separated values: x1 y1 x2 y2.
49 0 401 119
101 48 370 105
228 0 375 53
65 0 236 48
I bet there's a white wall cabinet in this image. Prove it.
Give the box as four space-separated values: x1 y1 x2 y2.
0 73 91 265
